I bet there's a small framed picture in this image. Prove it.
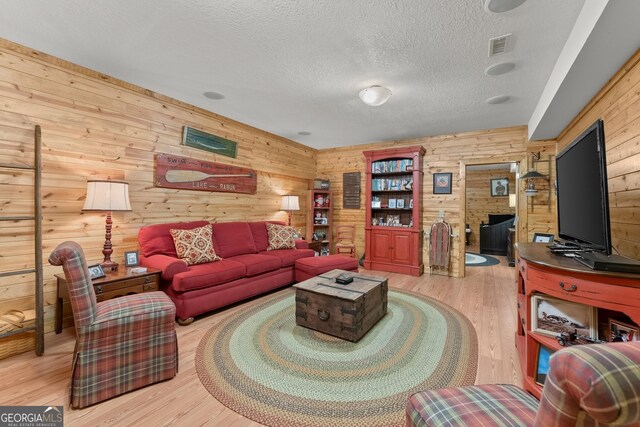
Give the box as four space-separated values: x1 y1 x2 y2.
531 294 597 339
397 199 405 208
533 233 555 243
409 199 414 208
125 250 139 267
433 173 452 195
388 199 397 209
609 319 639 342
490 178 509 197
535 344 555 386
88 264 106 280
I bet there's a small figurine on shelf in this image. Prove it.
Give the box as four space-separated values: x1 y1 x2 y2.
315 194 324 207
324 194 329 207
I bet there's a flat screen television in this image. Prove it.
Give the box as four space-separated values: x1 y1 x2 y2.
556 119 611 254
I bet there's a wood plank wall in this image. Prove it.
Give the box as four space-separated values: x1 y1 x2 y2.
316 126 529 277
0 39 317 345
555 48 640 260
465 169 516 246
518 141 557 243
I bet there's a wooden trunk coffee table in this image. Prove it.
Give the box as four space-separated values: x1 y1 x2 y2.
293 269 388 342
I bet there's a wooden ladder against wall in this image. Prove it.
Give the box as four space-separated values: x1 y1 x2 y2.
0 125 44 356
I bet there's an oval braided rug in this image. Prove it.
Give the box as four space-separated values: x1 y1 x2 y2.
196 288 478 427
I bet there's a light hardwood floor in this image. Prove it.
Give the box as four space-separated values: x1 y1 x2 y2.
0 255 521 426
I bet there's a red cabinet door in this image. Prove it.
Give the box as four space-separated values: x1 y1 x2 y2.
391 231 412 265
370 230 391 262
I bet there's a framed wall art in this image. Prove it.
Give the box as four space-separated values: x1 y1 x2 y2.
433 173 452 194
182 126 237 158
491 178 509 196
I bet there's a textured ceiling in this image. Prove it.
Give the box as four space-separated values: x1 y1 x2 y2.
0 0 586 149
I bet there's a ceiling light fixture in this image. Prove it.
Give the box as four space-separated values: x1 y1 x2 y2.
203 91 225 100
298 131 311 136
486 95 511 104
484 62 516 76
358 85 392 107
483 0 527 14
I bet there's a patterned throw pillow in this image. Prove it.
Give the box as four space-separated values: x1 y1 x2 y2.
170 224 221 265
266 223 296 251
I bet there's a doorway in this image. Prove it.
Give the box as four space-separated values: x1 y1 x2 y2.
460 161 518 277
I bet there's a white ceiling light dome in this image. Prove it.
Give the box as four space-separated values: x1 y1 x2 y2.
483 0 527 14
485 62 516 76
486 95 511 104
359 85 392 107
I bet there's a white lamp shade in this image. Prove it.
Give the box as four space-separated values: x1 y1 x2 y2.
82 180 132 211
280 195 300 211
359 85 392 106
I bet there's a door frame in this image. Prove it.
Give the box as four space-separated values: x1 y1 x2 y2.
458 158 521 277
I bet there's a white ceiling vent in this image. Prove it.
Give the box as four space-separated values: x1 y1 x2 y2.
488 33 511 57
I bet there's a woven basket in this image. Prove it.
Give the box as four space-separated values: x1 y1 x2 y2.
0 330 35 360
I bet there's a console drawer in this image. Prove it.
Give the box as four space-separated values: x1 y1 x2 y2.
527 267 640 310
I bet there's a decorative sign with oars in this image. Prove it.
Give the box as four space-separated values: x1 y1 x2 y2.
154 153 257 194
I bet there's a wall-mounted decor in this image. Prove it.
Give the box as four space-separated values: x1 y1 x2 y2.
342 172 361 209
433 173 452 194
155 153 257 194
491 178 509 197
182 126 238 158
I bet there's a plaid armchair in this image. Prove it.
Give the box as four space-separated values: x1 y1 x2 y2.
406 341 640 426
49 241 178 409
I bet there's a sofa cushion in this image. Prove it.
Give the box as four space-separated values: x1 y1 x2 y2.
259 249 314 267
211 222 257 258
170 224 221 265
295 255 359 282
249 221 287 252
227 254 281 276
266 223 296 250
171 259 246 292
138 220 209 257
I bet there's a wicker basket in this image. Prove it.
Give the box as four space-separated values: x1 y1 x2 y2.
0 330 36 360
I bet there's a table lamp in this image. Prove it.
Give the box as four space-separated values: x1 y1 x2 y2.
82 179 132 271
280 195 300 226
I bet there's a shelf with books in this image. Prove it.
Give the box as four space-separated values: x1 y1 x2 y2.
364 146 425 276
307 189 332 256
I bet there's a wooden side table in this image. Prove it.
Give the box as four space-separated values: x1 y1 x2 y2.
55 267 161 333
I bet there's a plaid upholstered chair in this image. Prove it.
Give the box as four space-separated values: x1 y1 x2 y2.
406 341 640 426
49 241 178 409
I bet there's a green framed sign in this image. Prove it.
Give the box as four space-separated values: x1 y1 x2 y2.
182 126 238 158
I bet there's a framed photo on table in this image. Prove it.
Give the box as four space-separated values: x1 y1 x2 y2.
125 250 139 267
88 264 106 280
532 233 554 243
433 173 452 194
490 178 509 197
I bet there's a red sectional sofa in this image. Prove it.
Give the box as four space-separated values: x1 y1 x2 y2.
138 220 315 324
